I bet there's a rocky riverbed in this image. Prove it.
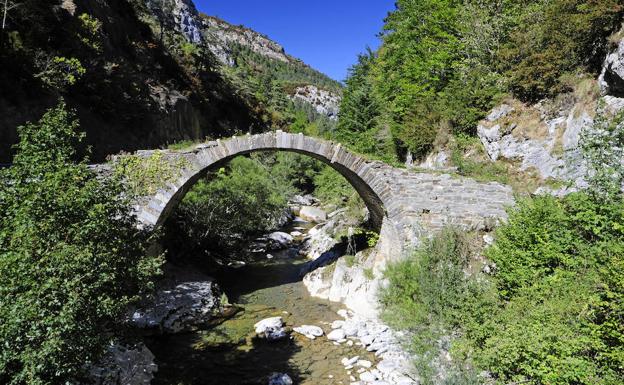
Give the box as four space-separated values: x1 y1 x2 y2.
92 196 417 385
140 208 416 385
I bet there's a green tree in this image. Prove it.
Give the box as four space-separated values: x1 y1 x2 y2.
0 101 161 385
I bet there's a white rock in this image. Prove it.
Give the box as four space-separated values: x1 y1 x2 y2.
357 360 372 368
268 232 293 250
359 371 377 382
299 206 328 223
327 329 346 341
254 317 287 341
341 356 359 366
331 320 345 329
130 281 222 333
293 325 324 339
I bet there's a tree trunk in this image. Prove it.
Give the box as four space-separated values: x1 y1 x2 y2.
2 0 8 31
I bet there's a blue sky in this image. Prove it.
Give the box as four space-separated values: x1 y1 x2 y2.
193 0 396 82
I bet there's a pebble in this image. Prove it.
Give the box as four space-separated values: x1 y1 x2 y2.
341 356 359 366
357 360 372 368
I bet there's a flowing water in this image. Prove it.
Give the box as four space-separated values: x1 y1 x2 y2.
146 221 375 385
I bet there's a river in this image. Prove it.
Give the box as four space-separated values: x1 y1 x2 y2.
145 219 376 385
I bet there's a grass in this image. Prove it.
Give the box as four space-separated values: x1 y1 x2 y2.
168 139 201 151
344 255 357 268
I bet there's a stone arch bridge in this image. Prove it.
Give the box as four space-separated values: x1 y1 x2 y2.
131 131 514 257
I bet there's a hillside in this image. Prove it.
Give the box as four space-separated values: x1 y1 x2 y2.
0 0 341 162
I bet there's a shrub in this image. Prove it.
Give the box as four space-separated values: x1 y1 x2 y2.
381 228 496 384
0 101 161 384
473 193 624 384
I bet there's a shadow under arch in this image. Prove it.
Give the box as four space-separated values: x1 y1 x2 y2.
135 132 392 234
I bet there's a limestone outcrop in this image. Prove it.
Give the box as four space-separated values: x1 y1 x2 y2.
289 85 341 120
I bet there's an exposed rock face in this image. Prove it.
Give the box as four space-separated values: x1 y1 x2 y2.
599 33 624 97
289 85 341 120
477 95 624 195
130 280 223 334
88 343 157 385
201 15 290 65
145 0 203 43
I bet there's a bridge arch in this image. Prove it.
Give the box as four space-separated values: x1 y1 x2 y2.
134 131 396 234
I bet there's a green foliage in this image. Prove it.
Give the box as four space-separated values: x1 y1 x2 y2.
77 13 102 52
475 193 624 384
382 189 624 384
335 50 393 161
0 101 161 384
581 106 624 198
381 228 495 384
167 155 296 255
113 151 188 197
500 0 623 101
339 0 623 162
35 56 86 89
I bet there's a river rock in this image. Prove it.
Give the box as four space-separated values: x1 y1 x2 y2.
359 371 377 382
254 317 287 341
293 325 324 339
130 281 222 334
299 206 327 223
268 373 293 385
327 328 346 341
342 356 359 366
88 342 157 385
268 232 294 250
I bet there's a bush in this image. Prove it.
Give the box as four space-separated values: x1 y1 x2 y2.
473 193 624 384
0 101 161 384
381 228 496 384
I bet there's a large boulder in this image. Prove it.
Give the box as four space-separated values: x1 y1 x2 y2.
88 343 157 385
299 206 327 223
130 281 222 334
599 36 624 97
